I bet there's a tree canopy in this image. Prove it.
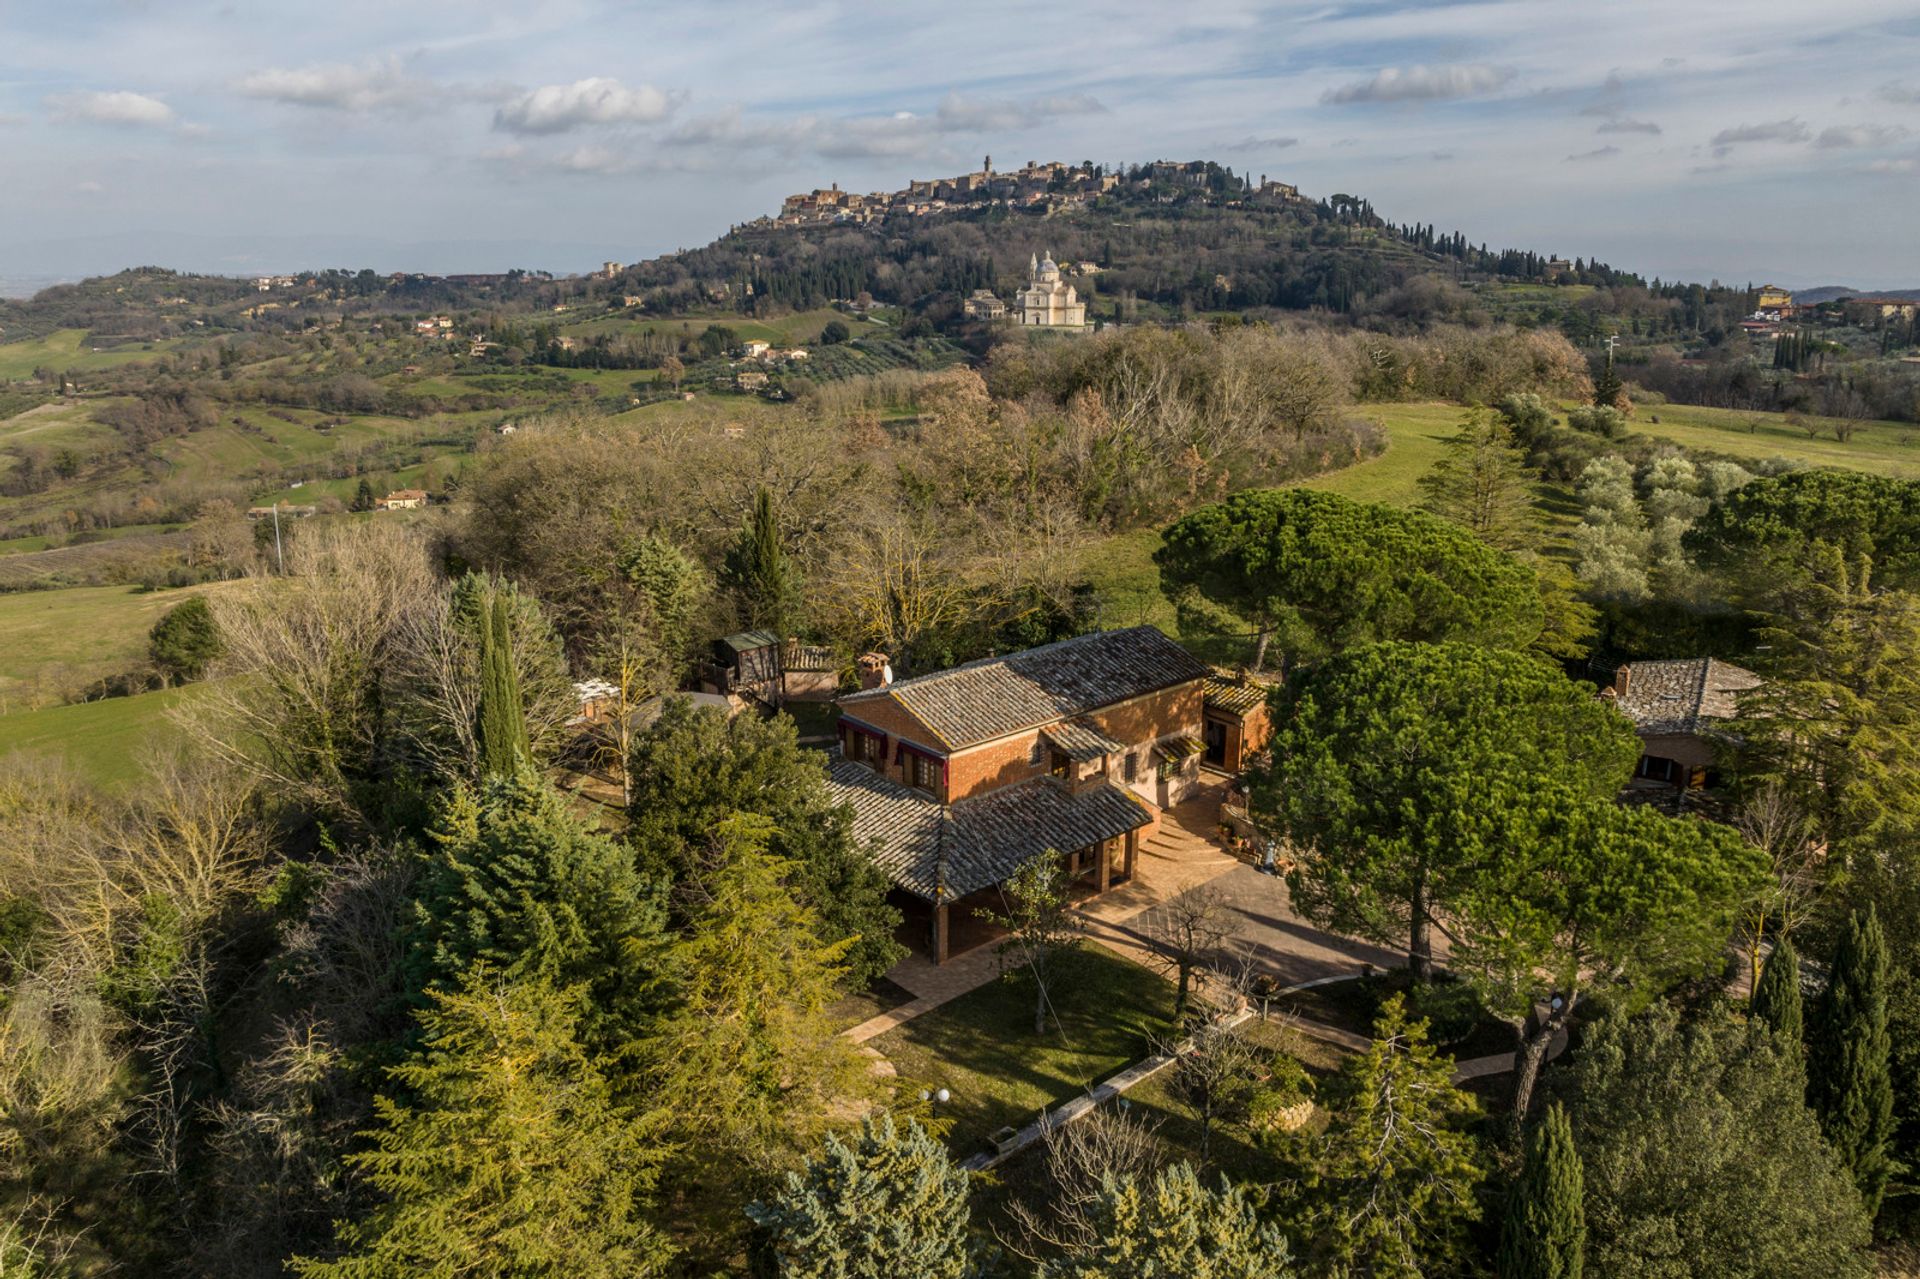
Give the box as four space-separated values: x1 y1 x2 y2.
1565 1005 1872 1279
746 1115 972 1279
149 595 223 684
1155 488 1545 672
292 977 673 1279
405 770 666 1050
1686 469 1920 607
626 697 903 985
1256 640 1642 978
1039 1163 1293 1279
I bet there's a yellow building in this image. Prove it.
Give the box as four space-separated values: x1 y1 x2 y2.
1015 252 1089 328
1756 284 1794 310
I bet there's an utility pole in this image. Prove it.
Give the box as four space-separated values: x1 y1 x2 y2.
271 501 284 574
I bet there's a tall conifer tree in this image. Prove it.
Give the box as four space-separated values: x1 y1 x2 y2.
1499 1102 1586 1279
722 486 800 635
1810 908 1896 1217
1753 937 1805 1048
476 590 529 776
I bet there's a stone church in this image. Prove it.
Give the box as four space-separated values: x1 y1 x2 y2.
1015 251 1089 328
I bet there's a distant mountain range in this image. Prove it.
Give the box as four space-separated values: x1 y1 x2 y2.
1792 285 1920 304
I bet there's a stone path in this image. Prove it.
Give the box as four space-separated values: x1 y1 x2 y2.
843 941 1005 1044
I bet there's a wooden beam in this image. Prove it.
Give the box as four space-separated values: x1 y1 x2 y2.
933 903 950 965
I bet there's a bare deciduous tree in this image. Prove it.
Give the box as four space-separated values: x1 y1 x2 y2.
191 521 437 825
1141 885 1232 1018
1735 781 1827 998
1001 1104 1165 1261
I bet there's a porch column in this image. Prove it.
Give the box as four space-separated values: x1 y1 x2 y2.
1097 837 1113 893
1123 829 1138 881
932 902 950 965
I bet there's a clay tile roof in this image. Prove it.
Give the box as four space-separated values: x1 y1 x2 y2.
826 753 1151 903
839 626 1209 749
1203 677 1269 716
1612 658 1763 736
1043 718 1127 763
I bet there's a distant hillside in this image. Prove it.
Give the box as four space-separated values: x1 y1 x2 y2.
1793 285 1920 305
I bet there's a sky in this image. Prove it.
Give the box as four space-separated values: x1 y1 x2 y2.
2 0 1918 289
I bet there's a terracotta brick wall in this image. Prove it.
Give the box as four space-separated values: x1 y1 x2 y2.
947 729 1048 800
1081 682 1205 750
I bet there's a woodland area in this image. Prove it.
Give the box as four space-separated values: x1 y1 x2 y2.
3 287 1920 1277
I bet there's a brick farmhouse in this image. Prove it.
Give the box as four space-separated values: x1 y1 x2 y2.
824 626 1270 962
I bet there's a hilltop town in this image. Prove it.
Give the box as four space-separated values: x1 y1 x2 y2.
760 157 1305 229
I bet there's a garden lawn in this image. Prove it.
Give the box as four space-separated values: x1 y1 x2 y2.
0 683 200 787
870 944 1179 1155
1115 1013 1347 1184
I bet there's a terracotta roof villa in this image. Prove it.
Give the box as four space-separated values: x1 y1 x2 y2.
1604 657 1762 790
827 626 1259 962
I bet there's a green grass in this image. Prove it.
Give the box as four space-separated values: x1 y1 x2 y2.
0 328 182 379
1624 400 1920 476
0 582 239 711
870 944 1179 1156
1076 405 1466 641
1303 402 1467 507
0 684 199 786
1112 1014 1347 1183
0 399 121 452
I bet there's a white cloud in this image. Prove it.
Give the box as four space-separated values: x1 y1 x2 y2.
1867 156 1914 173
1875 81 1920 106
493 77 673 134
1322 64 1513 105
1567 145 1621 162
74 179 105 194
235 57 436 112
47 89 175 127
1596 117 1661 135
1816 123 1910 149
1710 118 1811 156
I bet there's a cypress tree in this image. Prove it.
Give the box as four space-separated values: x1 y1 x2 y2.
722 486 800 635
1752 937 1804 1048
477 590 530 777
1499 1101 1585 1279
746 1115 972 1279
1810 907 1895 1217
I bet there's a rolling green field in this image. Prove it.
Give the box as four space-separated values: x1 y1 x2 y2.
0 399 122 452
1625 400 1920 476
1312 402 1469 506
0 581 238 711
0 684 201 787
0 328 181 379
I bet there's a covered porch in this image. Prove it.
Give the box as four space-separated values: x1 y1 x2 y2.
894 826 1145 965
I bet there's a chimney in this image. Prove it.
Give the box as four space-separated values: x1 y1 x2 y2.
857 652 893 691
1613 665 1631 697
